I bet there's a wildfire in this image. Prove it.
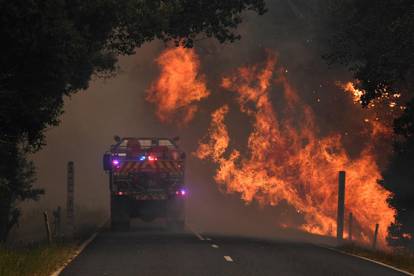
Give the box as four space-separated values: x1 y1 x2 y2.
196 53 395 246
338 81 404 111
339 81 364 104
146 47 210 125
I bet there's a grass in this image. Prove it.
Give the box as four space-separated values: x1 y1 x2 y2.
0 220 104 276
0 242 77 276
339 244 414 274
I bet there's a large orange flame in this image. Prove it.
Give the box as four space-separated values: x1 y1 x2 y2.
196 53 395 246
146 47 210 125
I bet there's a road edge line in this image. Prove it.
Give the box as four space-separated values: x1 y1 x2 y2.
317 245 413 276
186 223 204 241
49 221 107 276
224 255 234 262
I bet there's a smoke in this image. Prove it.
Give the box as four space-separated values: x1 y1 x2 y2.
16 0 394 246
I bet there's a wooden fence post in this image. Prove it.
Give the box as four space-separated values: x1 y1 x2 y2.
53 206 61 238
67 161 75 238
337 171 346 243
372 223 379 250
348 212 353 242
43 211 52 244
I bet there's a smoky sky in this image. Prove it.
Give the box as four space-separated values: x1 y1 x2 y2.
23 0 387 240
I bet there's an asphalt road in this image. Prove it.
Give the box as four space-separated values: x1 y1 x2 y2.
61 224 405 276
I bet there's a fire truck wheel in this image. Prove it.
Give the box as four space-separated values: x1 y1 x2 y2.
141 214 156 222
110 196 130 230
167 219 185 231
166 198 185 231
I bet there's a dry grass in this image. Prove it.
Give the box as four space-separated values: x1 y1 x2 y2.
0 242 77 276
339 244 414 274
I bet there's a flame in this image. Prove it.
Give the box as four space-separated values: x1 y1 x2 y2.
369 120 392 137
339 81 364 104
146 47 210 125
338 81 403 115
196 53 395 246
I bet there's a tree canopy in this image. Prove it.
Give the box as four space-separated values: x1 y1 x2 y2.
323 0 414 106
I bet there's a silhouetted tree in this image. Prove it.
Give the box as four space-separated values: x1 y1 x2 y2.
323 0 413 106
382 99 414 250
0 0 266 242
0 144 43 242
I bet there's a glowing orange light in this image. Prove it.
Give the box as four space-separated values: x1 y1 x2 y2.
147 47 210 125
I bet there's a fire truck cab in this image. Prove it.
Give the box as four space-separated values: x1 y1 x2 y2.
103 136 186 229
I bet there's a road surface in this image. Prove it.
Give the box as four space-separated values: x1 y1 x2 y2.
61 224 405 276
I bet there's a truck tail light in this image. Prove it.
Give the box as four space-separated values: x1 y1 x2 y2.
176 189 187 196
148 155 157 161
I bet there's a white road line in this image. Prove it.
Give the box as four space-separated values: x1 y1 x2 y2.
186 224 205 241
193 231 205 241
205 237 212 241
211 244 219 248
317 245 413 276
224 256 234 262
50 221 107 276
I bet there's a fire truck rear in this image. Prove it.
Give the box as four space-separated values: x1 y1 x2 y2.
103 136 186 229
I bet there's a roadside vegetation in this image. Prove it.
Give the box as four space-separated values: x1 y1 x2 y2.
339 244 414 274
0 242 76 276
0 205 105 276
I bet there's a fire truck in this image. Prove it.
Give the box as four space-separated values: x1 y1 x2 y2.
103 136 186 229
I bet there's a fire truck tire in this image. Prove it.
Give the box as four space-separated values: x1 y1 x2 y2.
110 196 130 229
166 198 185 231
167 219 185 231
141 214 156 222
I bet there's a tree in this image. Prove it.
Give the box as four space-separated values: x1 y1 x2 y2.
322 0 414 106
0 144 43 242
382 99 414 250
0 0 266 242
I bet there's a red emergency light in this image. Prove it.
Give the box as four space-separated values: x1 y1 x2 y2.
148 155 158 161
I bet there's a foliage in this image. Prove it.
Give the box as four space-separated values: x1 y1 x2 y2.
322 0 414 106
0 144 44 242
382 99 414 250
0 0 266 242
